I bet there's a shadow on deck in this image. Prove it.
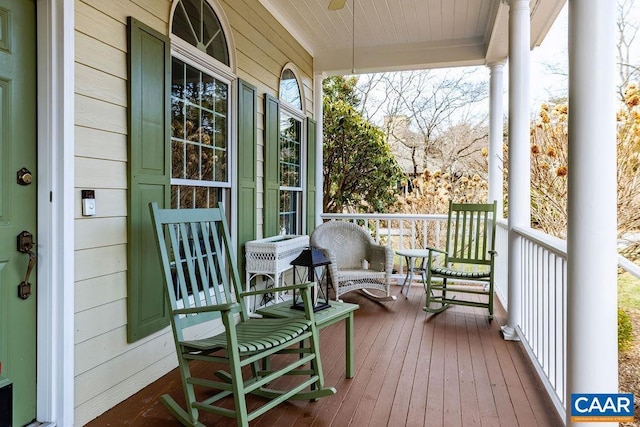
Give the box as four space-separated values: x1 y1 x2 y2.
87 285 563 426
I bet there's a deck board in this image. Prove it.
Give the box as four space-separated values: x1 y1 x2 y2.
86 284 564 426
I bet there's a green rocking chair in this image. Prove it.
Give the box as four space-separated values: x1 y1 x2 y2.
149 203 336 427
423 201 498 320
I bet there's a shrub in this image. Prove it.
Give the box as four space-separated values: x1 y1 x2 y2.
619 308 634 352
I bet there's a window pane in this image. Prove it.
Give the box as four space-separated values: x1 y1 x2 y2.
214 148 227 182
185 105 199 142
171 0 230 66
171 56 229 210
171 100 185 140
215 114 226 148
171 57 185 99
202 110 214 145
171 2 198 48
280 68 302 109
201 146 214 181
173 185 194 208
185 142 199 180
172 140 185 179
172 185 221 209
279 113 301 188
202 7 228 62
195 186 210 208
185 65 200 105
201 72 214 109
279 190 300 234
215 80 228 116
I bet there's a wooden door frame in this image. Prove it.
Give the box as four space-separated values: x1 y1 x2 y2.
35 0 75 424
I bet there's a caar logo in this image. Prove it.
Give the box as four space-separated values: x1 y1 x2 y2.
571 393 634 422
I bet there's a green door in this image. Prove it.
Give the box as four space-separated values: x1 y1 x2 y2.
0 0 38 425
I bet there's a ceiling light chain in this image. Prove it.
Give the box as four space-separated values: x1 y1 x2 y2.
352 0 355 74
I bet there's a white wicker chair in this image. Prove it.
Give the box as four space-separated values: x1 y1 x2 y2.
310 221 396 302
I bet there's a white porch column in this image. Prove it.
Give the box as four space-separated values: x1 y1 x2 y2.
566 0 617 425
501 0 530 341
313 73 324 228
488 61 505 218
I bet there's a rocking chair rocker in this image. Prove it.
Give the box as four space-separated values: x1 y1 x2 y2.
149 203 335 427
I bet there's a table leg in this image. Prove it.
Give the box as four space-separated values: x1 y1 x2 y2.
399 256 409 296
404 257 415 298
346 312 354 378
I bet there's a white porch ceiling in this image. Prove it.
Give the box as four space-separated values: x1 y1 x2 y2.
258 0 566 75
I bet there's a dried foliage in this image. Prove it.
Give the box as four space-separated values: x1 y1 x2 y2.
617 83 640 261
392 168 489 216
388 169 488 249
528 102 569 237
501 85 640 261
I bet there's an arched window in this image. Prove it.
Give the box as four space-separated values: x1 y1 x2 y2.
278 66 305 234
172 0 229 65
170 0 233 209
279 68 302 109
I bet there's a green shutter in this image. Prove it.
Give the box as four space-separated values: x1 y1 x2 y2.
264 94 280 237
126 17 171 342
306 118 317 233
237 79 257 278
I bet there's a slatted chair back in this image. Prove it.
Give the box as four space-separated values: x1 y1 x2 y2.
151 205 247 335
444 201 497 270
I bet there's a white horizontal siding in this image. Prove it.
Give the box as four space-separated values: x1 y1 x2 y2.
75 272 127 314
75 127 127 162
75 94 127 134
75 157 127 189
75 245 126 282
73 0 314 423
75 63 127 107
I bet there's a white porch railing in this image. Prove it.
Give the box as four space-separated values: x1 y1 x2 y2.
511 225 568 421
320 212 508 286
320 212 640 426
319 213 449 281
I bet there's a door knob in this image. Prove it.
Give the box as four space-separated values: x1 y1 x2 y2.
17 167 33 185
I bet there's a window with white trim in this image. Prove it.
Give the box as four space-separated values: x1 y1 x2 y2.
170 0 232 209
279 68 305 234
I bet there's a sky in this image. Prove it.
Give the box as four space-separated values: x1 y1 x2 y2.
360 2 640 126
530 2 640 106
530 5 568 106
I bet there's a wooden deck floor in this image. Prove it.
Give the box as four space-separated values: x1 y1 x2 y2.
87 285 563 426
